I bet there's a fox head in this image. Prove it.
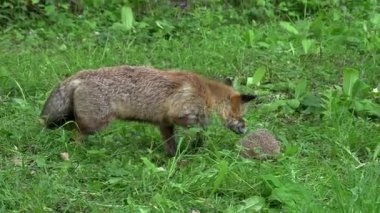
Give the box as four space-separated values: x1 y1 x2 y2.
214 92 256 134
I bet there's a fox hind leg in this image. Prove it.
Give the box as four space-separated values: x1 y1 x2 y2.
72 84 113 135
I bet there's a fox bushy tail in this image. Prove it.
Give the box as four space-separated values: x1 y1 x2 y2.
40 80 78 128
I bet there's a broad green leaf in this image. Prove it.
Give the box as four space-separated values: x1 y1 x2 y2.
287 99 300 109
212 160 228 193
45 5 55 15
373 144 380 161
35 155 46 168
294 79 308 99
152 193 164 203
246 77 254 85
370 14 380 28
155 20 174 30
32 0 40 4
285 146 299 156
343 68 359 97
310 17 324 38
141 157 157 172
301 39 313 54
121 6 134 30
0 67 11 92
301 94 322 108
155 20 165 29
87 149 106 155
58 44 67 51
106 177 123 184
257 41 269 48
111 22 125 31
354 99 380 117
138 208 150 213
257 0 266 6
245 29 255 47
232 77 241 89
280 21 299 35
237 196 266 212
261 174 283 188
332 9 341 21
250 66 266 86
261 100 287 112
89 0 106 7
85 20 97 30
351 79 371 98
269 182 313 210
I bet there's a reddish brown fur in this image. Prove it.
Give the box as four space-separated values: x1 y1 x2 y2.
41 65 256 156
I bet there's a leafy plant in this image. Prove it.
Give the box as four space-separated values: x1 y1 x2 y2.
261 174 319 211
258 67 379 119
260 78 322 114
322 68 380 119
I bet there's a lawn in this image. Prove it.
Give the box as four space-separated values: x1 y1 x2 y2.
0 1 379 212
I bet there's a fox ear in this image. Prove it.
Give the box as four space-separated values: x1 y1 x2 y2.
241 94 257 103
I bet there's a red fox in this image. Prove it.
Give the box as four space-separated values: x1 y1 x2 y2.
40 65 256 156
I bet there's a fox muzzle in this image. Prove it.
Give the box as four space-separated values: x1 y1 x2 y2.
226 119 247 134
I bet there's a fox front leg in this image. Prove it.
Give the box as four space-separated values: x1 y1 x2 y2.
189 129 205 151
159 125 177 157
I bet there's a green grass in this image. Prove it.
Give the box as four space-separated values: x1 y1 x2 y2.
1 4 379 212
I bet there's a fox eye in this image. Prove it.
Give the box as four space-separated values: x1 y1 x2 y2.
241 94 257 103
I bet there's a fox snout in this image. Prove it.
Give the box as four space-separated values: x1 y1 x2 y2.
226 119 247 134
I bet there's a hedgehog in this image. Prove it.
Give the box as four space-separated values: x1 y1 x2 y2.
238 128 281 160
